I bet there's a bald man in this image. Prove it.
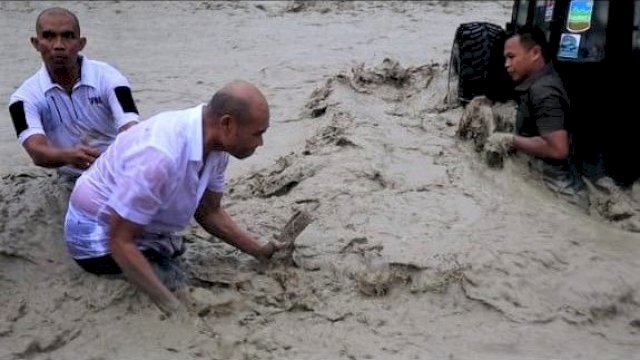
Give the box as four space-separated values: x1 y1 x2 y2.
64 81 280 314
9 7 139 185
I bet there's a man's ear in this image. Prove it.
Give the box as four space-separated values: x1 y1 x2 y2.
220 114 233 131
531 45 543 60
30 37 39 51
79 36 87 51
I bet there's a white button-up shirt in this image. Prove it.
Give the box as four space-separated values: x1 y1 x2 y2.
65 104 229 259
9 56 139 175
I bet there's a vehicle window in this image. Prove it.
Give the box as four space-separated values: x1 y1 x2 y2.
557 0 608 62
633 0 640 51
533 0 556 41
516 0 530 27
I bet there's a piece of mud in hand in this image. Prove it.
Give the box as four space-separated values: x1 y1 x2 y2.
485 149 504 169
272 210 314 264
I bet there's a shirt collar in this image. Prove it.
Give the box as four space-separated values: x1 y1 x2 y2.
514 62 555 92
38 55 98 92
187 104 205 162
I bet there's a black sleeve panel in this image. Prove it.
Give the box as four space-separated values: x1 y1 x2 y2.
9 101 28 137
114 86 139 114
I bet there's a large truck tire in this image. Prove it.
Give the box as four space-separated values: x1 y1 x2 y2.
448 22 511 105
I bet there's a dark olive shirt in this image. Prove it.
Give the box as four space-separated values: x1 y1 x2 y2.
514 63 570 138
514 63 584 194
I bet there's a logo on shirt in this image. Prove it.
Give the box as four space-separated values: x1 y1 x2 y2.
88 96 103 105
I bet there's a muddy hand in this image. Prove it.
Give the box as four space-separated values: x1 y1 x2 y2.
257 239 286 259
68 144 101 169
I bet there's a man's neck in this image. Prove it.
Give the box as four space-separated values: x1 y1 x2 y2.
47 59 81 93
530 60 547 77
202 110 226 155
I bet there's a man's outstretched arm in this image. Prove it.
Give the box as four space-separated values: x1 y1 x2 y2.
10 99 101 169
194 190 279 259
23 134 101 169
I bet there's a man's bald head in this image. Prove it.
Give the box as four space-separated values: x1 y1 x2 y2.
36 7 81 35
206 80 269 126
204 81 269 158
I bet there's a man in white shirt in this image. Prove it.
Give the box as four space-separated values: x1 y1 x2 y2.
8 7 139 182
64 80 281 314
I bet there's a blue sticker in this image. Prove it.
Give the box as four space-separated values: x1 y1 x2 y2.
558 33 581 58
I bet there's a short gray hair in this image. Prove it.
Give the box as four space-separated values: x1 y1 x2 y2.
206 91 251 125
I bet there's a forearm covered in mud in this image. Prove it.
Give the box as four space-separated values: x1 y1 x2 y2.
108 212 180 313
194 190 267 258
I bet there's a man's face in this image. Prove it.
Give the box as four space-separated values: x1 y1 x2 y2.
504 36 537 83
31 12 86 72
227 110 269 159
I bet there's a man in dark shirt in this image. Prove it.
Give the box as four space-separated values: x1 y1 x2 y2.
485 25 587 207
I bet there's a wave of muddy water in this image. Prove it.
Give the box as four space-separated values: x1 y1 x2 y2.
1 57 638 360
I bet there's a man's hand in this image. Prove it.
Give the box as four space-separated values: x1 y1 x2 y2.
156 294 187 316
483 132 515 169
484 132 515 154
256 240 287 260
65 144 101 169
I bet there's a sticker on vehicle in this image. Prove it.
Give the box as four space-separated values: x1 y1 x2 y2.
566 0 593 33
558 33 581 58
545 0 555 22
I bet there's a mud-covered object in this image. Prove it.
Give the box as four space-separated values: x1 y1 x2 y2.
271 210 314 265
484 132 515 153
456 96 516 153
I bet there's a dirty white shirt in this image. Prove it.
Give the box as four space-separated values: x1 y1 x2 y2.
64 104 229 259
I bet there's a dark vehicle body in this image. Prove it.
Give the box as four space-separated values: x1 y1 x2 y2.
450 0 639 185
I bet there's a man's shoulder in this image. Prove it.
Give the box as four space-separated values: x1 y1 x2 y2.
145 108 192 139
145 105 201 151
10 69 46 103
82 58 129 84
529 70 567 100
148 107 193 122
534 72 563 86
84 58 118 71
532 64 565 87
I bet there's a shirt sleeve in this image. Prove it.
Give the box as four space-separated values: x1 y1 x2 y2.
9 92 46 144
107 146 176 226
206 152 229 193
103 68 140 130
531 84 567 134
